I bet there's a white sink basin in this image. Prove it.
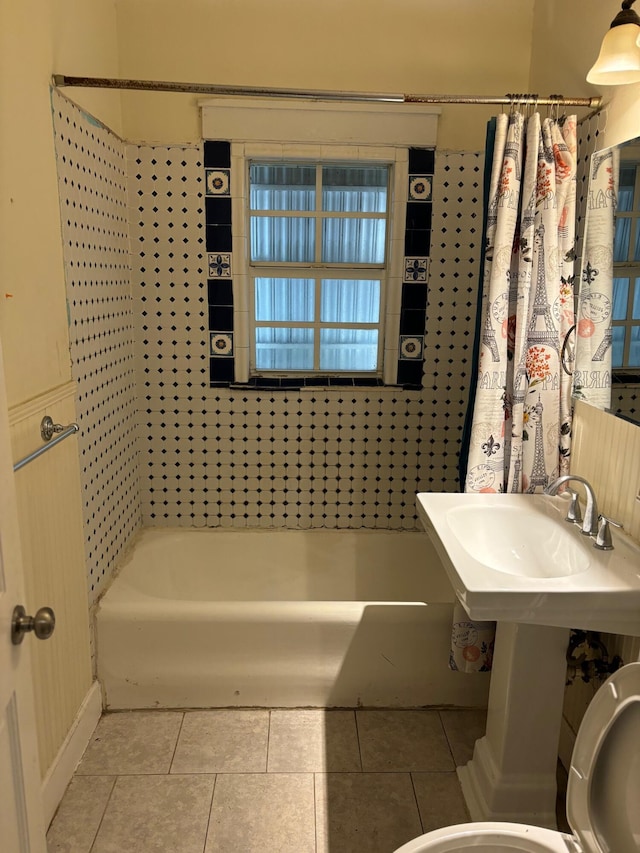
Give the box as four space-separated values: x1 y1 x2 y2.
416 492 640 635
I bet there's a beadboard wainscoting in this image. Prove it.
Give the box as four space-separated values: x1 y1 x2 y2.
9 381 95 783
559 399 640 767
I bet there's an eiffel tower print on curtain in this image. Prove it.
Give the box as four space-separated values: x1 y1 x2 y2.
526 395 548 493
482 310 501 361
527 223 559 353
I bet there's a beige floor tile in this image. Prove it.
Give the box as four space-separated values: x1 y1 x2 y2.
171 710 269 773
412 772 469 832
76 712 183 775
357 710 455 772
439 709 487 766
47 776 115 853
205 773 315 853
268 710 361 772
92 775 214 853
315 772 422 853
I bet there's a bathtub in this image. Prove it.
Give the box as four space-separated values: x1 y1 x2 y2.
97 529 490 709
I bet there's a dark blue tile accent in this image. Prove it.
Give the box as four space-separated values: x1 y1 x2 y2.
209 358 234 384
206 224 233 252
233 375 383 389
404 229 432 256
208 279 234 306
400 309 427 335
353 377 385 386
204 141 231 168
397 360 424 386
255 377 284 388
406 202 433 230
401 282 428 310
409 148 435 173
208 305 234 331
205 196 232 225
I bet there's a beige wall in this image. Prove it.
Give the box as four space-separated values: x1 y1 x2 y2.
531 0 640 149
0 0 121 408
529 0 613 98
0 0 121 783
113 0 535 150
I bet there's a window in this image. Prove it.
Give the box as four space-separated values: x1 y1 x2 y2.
248 162 390 375
201 100 438 387
612 156 640 370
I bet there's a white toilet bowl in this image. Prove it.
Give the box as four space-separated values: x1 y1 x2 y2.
395 661 640 853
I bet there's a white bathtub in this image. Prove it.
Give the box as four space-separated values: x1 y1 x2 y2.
97 529 490 709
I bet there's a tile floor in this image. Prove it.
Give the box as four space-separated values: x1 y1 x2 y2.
47 707 490 853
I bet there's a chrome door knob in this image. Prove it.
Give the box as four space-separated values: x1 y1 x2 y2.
11 605 56 645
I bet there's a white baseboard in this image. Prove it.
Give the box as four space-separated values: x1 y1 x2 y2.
41 680 102 828
558 713 576 773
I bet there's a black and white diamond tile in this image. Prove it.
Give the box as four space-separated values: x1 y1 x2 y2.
53 112 481 538
52 90 142 602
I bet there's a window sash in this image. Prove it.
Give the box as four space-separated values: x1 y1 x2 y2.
250 270 385 374
248 161 391 375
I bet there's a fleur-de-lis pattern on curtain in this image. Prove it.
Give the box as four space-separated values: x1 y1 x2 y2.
573 147 619 410
465 111 577 495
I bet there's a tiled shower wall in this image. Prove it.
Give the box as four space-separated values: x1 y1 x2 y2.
127 144 482 528
53 88 482 592
52 91 142 603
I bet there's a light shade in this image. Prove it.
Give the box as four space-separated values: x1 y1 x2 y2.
587 23 640 84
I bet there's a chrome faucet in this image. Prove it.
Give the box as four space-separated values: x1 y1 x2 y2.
543 475 599 537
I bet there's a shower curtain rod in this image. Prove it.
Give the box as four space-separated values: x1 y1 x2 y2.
52 75 602 109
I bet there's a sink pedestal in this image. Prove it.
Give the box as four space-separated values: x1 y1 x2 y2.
457 621 569 829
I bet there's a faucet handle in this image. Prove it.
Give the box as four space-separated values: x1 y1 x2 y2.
595 515 623 551
566 490 583 525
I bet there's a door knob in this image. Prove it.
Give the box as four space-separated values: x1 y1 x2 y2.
11 605 56 645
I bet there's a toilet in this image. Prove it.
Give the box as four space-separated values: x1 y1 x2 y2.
394 662 640 852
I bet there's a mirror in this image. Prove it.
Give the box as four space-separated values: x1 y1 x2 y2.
574 137 640 424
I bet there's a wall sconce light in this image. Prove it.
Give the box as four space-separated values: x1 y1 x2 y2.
587 0 640 84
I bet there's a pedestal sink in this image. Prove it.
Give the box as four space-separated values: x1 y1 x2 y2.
416 491 640 829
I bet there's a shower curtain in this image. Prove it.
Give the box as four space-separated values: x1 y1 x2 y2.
466 110 576 495
452 110 577 673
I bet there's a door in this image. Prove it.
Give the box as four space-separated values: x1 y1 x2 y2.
0 334 47 851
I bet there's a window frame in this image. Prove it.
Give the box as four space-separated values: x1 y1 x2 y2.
247 158 392 377
231 141 409 385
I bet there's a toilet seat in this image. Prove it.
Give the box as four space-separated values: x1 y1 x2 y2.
395 661 640 853
567 660 640 853
393 823 574 852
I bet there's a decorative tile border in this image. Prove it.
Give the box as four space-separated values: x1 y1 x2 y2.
399 335 424 360
408 174 433 202
205 168 230 195
204 142 234 385
208 252 232 278
404 257 430 282
202 142 435 389
211 332 234 357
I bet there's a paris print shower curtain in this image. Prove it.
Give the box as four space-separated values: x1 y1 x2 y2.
465 111 577 495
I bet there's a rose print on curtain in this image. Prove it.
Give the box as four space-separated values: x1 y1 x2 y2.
465 111 577 496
